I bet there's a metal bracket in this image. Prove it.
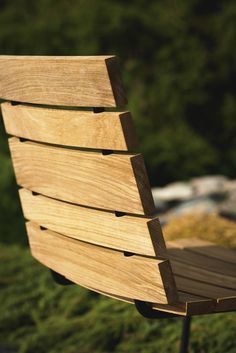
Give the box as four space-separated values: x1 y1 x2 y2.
50 273 191 352
93 107 105 113
50 270 74 286
134 300 191 353
134 300 181 319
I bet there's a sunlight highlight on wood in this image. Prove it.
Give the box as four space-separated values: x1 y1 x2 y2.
2 102 137 151
0 56 127 107
26 222 178 304
9 137 155 215
19 188 165 257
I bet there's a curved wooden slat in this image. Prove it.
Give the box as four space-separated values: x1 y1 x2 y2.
26 222 178 304
9 137 154 215
19 188 165 257
2 102 138 151
0 56 127 107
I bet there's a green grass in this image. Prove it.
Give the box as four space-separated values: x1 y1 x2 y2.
1 243 236 353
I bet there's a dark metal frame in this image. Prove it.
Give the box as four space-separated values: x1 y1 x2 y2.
134 300 191 353
50 270 192 353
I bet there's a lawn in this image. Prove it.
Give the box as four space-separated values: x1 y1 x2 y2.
1 242 236 353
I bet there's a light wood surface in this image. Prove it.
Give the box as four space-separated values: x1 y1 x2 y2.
2 102 138 151
19 188 165 257
0 56 127 107
9 137 155 215
3 54 236 317
26 222 178 304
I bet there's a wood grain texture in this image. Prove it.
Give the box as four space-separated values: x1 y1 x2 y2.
167 240 236 277
171 259 236 290
9 137 155 215
1 102 138 151
26 222 178 304
19 188 165 257
86 286 235 316
167 238 236 265
76 286 216 316
0 56 127 107
166 238 236 312
174 275 236 299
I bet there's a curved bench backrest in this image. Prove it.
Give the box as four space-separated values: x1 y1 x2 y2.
0 55 178 305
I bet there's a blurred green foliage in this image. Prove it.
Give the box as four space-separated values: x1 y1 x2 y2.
1 243 236 353
1 0 236 244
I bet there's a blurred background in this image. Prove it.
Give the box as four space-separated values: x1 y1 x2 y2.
0 0 236 352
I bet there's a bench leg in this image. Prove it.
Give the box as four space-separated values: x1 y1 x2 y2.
179 316 191 353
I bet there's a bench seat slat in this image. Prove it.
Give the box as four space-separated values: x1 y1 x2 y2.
19 188 165 257
2 103 138 151
168 238 236 265
170 259 236 290
9 137 155 215
167 241 236 277
26 222 178 304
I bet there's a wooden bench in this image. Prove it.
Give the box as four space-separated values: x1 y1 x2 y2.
1 56 236 320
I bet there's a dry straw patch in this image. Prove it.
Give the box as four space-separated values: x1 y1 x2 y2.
163 213 236 249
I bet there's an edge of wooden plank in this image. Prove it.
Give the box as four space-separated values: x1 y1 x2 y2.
82 288 216 316
153 292 216 316
105 56 127 107
119 111 139 150
216 296 236 312
1 102 138 151
19 188 166 257
0 55 126 107
26 221 178 304
130 154 156 215
9 136 152 215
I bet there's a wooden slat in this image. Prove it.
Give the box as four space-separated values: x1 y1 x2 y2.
171 260 236 290
26 222 178 304
0 56 127 107
87 287 236 316
167 240 236 277
2 102 138 151
9 137 155 215
167 239 236 304
19 188 165 257
174 275 236 299
216 297 236 312
82 287 216 316
168 238 236 265
153 292 216 316
165 238 236 314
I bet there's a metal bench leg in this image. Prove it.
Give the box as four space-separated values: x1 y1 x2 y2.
179 316 191 353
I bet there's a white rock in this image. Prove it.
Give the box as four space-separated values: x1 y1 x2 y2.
224 180 236 192
152 182 193 203
164 196 218 221
190 175 228 196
